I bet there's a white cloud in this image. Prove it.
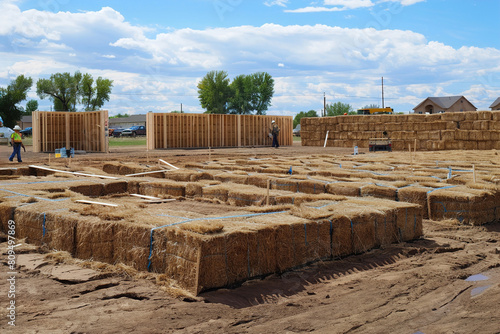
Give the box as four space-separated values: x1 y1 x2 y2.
264 0 289 7
324 0 374 9
383 0 426 6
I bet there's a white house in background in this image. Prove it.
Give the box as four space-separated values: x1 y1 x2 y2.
490 98 500 111
413 96 477 114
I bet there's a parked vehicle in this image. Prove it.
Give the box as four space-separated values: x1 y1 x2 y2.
121 125 146 137
293 124 301 137
111 128 125 137
20 127 32 136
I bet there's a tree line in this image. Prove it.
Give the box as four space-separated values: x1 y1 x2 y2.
0 72 112 128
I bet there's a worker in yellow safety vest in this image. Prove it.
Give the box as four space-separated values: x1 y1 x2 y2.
9 125 25 163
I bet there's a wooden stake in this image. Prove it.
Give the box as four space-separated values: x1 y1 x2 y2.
409 143 413 173
266 179 270 206
427 194 432 220
48 153 51 165
209 147 212 161
473 164 476 183
323 131 329 148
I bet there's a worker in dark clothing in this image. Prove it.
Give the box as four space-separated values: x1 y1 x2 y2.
270 120 280 148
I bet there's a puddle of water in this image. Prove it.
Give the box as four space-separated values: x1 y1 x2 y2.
465 274 489 282
471 285 492 297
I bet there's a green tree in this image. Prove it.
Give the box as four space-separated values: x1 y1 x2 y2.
36 71 82 111
293 110 318 128
326 102 353 116
363 104 380 109
0 75 33 127
24 100 38 115
249 72 274 115
197 70 231 114
228 74 253 114
36 71 113 111
80 74 113 111
110 113 130 118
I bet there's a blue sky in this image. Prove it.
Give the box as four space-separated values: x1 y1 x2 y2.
1 0 499 116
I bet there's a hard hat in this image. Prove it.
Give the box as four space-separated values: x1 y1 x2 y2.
271 120 275 123
13 125 22 131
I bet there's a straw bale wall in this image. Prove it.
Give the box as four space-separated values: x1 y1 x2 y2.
147 113 293 149
301 110 500 151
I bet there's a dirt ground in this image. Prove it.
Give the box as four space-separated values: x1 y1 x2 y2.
1 142 500 334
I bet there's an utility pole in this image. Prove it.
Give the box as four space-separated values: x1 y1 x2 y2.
381 77 385 109
323 92 326 117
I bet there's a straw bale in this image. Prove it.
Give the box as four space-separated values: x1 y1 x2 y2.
214 172 248 184
478 141 493 150
102 162 121 175
75 218 114 263
113 221 152 271
164 170 198 182
330 215 353 258
477 111 492 121
154 228 202 291
464 112 478 121
372 211 395 247
103 181 128 195
441 130 455 141
444 141 460 150
441 112 466 122
397 186 430 219
246 225 277 277
202 184 232 202
428 131 441 141
290 220 330 265
360 184 397 200
186 183 203 197
0 202 15 233
350 216 376 254
326 181 364 196
224 228 253 283
424 114 442 122
228 185 269 207
270 178 299 192
69 182 104 197
393 205 422 241
247 174 271 188
445 121 459 130
297 179 326 194
197 232 229 291
126 180 146 194
140 180 186 198
118 163 148 176
491 111 500 121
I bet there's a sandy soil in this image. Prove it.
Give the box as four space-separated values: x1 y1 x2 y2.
1 142 500 334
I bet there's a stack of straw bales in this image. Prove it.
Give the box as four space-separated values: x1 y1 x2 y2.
301 111 500 151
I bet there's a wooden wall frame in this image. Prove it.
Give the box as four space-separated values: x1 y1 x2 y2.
32 110 109 153
147 113 293 150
